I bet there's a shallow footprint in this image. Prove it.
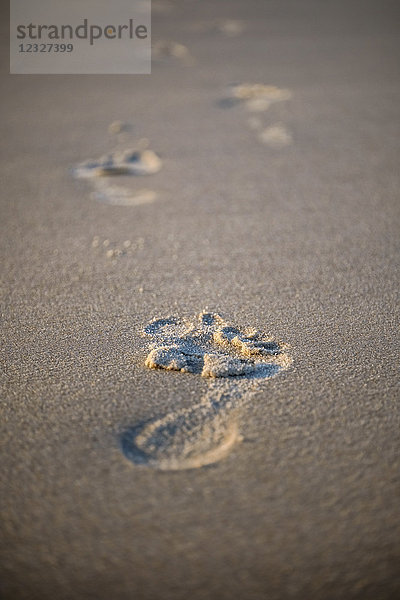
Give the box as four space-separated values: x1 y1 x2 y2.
73 130 162 206
191 19 245 37
259 123 293 148
122 312 292 470
222 83 292 112
152 40 194 65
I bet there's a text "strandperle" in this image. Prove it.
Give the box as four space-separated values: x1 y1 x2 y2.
16 18 148 46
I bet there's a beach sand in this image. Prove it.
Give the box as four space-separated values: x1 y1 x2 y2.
1 0 400 598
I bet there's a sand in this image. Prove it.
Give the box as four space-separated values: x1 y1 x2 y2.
1 0 400 598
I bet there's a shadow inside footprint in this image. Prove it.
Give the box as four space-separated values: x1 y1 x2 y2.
121 422 153 466
217 97 241 109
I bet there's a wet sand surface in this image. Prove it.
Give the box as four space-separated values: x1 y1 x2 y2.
1 1 400 598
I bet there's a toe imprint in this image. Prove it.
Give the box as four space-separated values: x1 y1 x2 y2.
74 148 162 179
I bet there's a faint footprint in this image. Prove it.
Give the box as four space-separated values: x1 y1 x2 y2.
73 126 161 206
221 83 292 112
258 123 293 148
152 40 195 66
107 120 133 136
121 312 292 470
216 19 245 37
191 19 245 37
221 83 294 148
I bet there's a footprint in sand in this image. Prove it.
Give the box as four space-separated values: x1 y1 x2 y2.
191 19 245 38
121 312 292 471
73 125 162 206
258 123 293 148
222 83 292 112
221 83 294 148
152 40 194 66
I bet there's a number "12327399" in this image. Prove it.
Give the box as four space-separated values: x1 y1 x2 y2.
19 43 74 52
